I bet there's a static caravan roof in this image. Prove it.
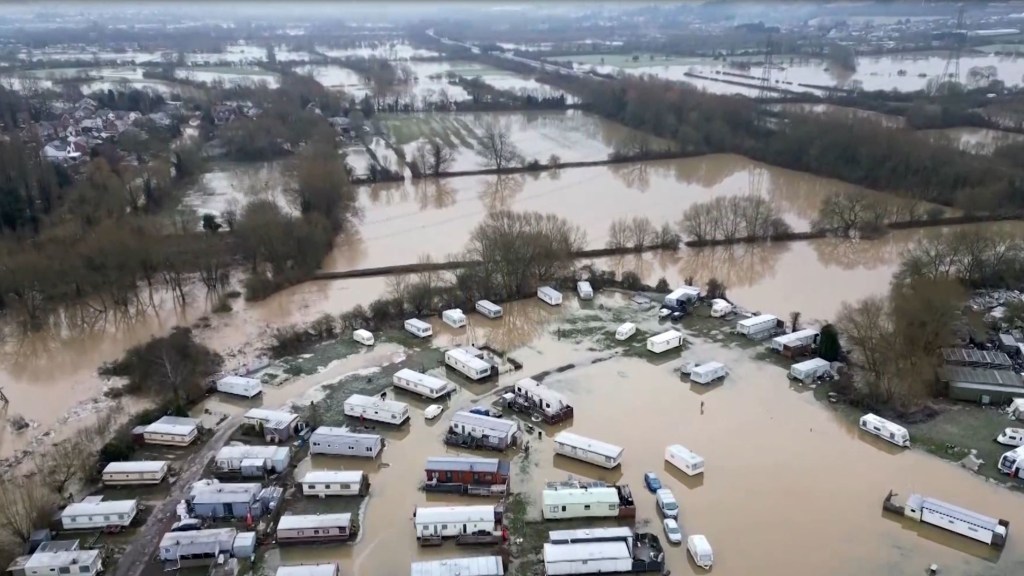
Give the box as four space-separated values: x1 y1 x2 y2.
277 514 352 531
24 550 99 570
514 379 570 409
476 300 502 312
538 286 561 298
394 368 450 393
425 456 506 474
62 499 137 517
692 362 724 374
940 366 1024 388
415 505 495 525
218 375 261 387
667 444 703 465
649 330 683 344
103 460 168 474
577 281 593 292
906 494 1002 531
451 411 518 435
793 358 830 371
301 470 363 484
276 565 339 576
446 348 492 371
543 541 631 562
159 528 237 549
543 486 619 505
553 431 623 460
772 329 819 345
411 556 504 576
310 427 380 441
405 318 431 330
346 394 409 412
667 286 701 299
190 482 261 498
548 527 633 544
738 314 777 327
216 445 290 461
244 408 299 428
192 486 260 505
146 416 200 436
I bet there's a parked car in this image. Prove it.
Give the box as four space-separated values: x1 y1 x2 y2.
644 471 661 492
424 404 444 420
469 406 501 418
670 310 685 321
663 518 683 544
171 519 203 532
658 308 672 319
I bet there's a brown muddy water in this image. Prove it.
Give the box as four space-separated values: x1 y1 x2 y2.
258 295 1024 576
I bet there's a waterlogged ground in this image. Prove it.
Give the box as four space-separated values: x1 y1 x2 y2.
319 42 441 61
240 294 1024 576
174 66 280 88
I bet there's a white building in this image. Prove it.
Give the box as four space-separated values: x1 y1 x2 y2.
442 309 467 328
647 330 684 354
300 470 368 497
543 541 632 575
537 286 563 306
344 394 410 425
552 431 624 469
542 482 628 520
475 300 503 319
143 416 200 446
448 411 519 450
13 546 102 576
414 505 500 539
393 368 454 399
410 557 504 576
309 427 383 458
101 460 169 485
214 445 291 474
445 347 493 380
61 498 138 529
216 375 263 398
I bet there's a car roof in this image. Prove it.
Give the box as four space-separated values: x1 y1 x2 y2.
645 472 657 477
663 518 679 527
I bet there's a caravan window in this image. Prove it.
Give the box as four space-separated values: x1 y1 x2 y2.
323 484 331 489
584 505 591 511
548 506 558 514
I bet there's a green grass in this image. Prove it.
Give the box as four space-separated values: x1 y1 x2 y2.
905 404 1019 486
505 492 547 576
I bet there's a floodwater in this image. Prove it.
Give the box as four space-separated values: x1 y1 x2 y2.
319 42 441 61
772 102 908 128
295 65 371 97
258 295 1024 576
922 127 1024 155
181 161 294 219
174 67 280 88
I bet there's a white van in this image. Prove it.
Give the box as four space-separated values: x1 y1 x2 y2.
665 444 705 476
353 329 374 346
997 427 1024 447
404 318 433 338
655 488 679 519
615 322 636 341
687 535 714 569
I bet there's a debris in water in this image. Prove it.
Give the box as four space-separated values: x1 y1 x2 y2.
8 414 29 432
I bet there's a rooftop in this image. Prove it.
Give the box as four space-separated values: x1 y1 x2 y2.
553 431 624 459
410 556 504 576
415 505 496 525
146 416 200 435
543 541 631 563
103 460 168 474
941 366 1024 388
62 499 137 517
159 528 237 548
451 411 518 434
277 514 351 531
941 348 1013 368
23 549 100 569
216 445 290 460
275 565 339 576
301 470 364 484
310 427 381 441
425 456 507 474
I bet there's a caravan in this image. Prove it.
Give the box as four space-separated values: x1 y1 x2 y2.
343 394 410 425
352 329 375 346
665 444 705 476
442 309 467 328
859 414 910 447
541 480 636 520
771 329 820 356
576 281 594 300
615 323 636 341
789 358 831 382
710 299 733 318
664 286 701 308
509 378 573 424
998 445 1024 475
215 375 263 399
689 362 727 385
445 347 493 381
736 314 780 338
475 300 503 319
404 318 433 338
647 330 684 354
553 431 624 469
538 286 563 306
997 428 1024 447
392 368 453 399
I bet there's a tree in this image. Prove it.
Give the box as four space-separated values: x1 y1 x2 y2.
291 133 356 231
477 121 522 171
606 218 630 250
0 478 55 543
811 191 891 236
706 277 727 300
412 139 455 176
818 323 841 362
100 327 223 405
201 213 222 233
789 310 802 332
626 216 657 251
654 277 670 292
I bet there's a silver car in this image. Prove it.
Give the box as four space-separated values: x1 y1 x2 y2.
663 518 683 544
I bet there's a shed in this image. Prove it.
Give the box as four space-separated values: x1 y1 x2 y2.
309 427 383 458
242 408 303 442
411 556 504 576
144 416 200 446
941 366 1024 404
216 375 263 399
276 565 339 576
231 532 256 559
158 528 238 561
214 445 291 475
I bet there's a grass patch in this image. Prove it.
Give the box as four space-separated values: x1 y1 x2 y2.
905 404 1020 487
505 492 547 576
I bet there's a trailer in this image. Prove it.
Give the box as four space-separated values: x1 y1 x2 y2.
393 368 454 399
771 329 820 355
998 445 1024 475
442 309 467 328
475 300 503 319
576 281 593 300
689 362 728 385
647 330 684 354
216 375 263 399
508 378 573 424
424 456 510 496
61 498 138 530
276 514 354 544
710 299 733 318
615 322 636 341
736 314 780 339
538 286 563 306
541 480 636 520
410 557 504 576
344 394 410 425
545 528 665 573
352 329 375 346
543 540 632 575
414 505 503 546
101 460 170 485
300 470 369 497
882 491 1009 547
664 286 701 308
445 348 493 381
665 444 705 476
789 358 831 383
552 431 624 469
405 318 433 338
446 411 519 451
859 413 910 448
309 427 383 458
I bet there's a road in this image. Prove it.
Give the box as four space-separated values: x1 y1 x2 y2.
114 415 242 576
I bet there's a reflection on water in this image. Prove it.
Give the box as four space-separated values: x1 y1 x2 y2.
479 174 526 212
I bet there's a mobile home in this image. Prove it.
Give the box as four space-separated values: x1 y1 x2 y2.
665 444 705 476
353 329 374 346
615 322 636 341
736 314 780 338
576 281 594 300
344 394 410 425
143 416 200 447
242 408 304 443
998 445 1024 475
552 431 624 469
859 414 910 448
886 492 1009 547
537 286 563 306
647 330 684 354
789 358 831 383
61 498 138 530
543 541 632 576
393 368 454 399
309 427 383 458
771 328 820 357
544 528 665 573
446 411 519 451
664 286 701 308
997 427 1024 447
101 460 169 485
189 483 262 520
410 557 504 576
300 470 369 497
414 505 503 543
509 378 573 424
404 318 433 338
424 456 511 496
710 299 733 318
689 362 727 385
276 565 339 576
276 514 354 544
541 480 636 520
475 300 503 319
12 545 103 576
445 348 493 381
158 528 243 562
442 309 467 328
216 375 263 399
214 445 291 475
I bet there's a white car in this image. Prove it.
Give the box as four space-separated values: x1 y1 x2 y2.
663 518 682 544
424 404 444 420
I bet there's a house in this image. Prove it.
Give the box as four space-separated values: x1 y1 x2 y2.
158 528 255 562
61 498 138 530
189 482 262 520
65 139 88 160
300 470 369 497
424 456 510 495
41 140 67 161
142 416 201 446
214 445 292 475
6 541 103 576
276 565 339 576
309 427 383 458
101 460 169 485
276 514 354 544
242 408 304 442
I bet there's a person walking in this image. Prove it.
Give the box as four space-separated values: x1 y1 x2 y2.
700 401 705 415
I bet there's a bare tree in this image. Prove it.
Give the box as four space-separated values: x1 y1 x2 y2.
31 437 94 496
678 202 716 242
789 310 802 332
812 191 892 236
626 216 657 251
477 122 523 171
0 478 56 543
606 218 631 250
413 139 456 176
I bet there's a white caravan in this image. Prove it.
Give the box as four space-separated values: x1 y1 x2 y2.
413 505 500 540
576 281 594 300
537 286 563 306
542 484 625 520
687 535 714 569
392 368 453 399
404 318 433 338
647 330 684 354
735 314 778 337
689 362 727 385
771 329 820 352
615 322 636 341
552 431 624 469
343 394 410 425
543 541 632 576
998 445 1024 475
664 286 701 308
789 358 831 382
442 309 467 328
997 427 1024 447
445 347 493 380
710 299 733 318
215 375 263 399
475 300 503 319
859 413 910 447
901 494 1009 547
665 444 705 476
352 329 375 346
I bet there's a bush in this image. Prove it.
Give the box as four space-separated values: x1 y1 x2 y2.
621 271 643 290
654 277 670 292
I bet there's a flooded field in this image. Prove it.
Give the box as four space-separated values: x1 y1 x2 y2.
14 49 163 63
922 126 1024 155
319 42 441 61
379 110 665 171
247 295 1024 576
180 161 295 221
772 102 908 128
184 44 266 65
174 66 280 88
295 64 371 97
